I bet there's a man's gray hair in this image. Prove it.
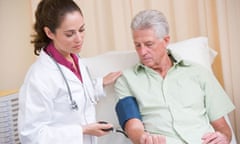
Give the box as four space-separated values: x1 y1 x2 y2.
131 10 169 39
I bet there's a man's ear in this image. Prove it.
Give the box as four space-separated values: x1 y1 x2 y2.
163 35 170 44
163 35 170 47
43 26 54 40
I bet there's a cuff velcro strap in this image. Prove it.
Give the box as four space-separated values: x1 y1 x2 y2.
115 96 142 129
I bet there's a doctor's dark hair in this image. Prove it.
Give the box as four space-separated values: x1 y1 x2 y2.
31 0 83 56
131 10 169 39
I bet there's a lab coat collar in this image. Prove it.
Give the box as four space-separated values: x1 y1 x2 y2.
39 50 82 84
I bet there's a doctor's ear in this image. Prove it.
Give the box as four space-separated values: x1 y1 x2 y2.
43 26 54 40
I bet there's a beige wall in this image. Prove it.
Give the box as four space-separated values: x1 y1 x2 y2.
0 0 35 90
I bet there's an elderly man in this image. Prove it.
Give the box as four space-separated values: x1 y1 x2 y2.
114 10 235 144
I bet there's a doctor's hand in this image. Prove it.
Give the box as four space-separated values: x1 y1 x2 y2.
103 71 122 86
82 122 113 137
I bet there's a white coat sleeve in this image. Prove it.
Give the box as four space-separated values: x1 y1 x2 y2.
18 77 83 144
92 77 106 101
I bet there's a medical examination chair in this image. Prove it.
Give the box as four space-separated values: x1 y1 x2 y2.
0 37 237 144
83 37 237 144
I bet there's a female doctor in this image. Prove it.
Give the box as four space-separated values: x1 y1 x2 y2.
18 0 122 144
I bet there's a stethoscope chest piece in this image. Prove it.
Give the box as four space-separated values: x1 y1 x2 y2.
71 100 79 111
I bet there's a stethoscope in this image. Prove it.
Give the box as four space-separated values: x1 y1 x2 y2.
49 53 78 110
48 53 96 111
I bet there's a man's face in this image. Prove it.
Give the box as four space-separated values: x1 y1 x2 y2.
132 28 169 69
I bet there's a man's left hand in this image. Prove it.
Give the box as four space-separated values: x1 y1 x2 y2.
202 131 229 144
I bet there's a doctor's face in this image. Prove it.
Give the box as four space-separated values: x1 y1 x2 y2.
46 11 85 57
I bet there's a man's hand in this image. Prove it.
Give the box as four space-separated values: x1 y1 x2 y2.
202 131 229 144
140 132 166 144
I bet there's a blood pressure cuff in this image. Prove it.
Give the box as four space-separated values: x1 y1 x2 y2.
115 96 142 130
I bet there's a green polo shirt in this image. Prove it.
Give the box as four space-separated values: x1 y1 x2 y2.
114 54 235 144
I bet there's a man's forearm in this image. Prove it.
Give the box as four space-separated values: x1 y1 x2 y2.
124 118 145 144
211 117 232 142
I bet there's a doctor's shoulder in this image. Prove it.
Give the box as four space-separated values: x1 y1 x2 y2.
22 56 61 90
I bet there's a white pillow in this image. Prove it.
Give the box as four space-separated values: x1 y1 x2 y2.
83 37 217 76
168 36 217 71
82 50 138 77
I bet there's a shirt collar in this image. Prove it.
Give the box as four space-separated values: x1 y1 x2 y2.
44 42 79 70
134 49 191 74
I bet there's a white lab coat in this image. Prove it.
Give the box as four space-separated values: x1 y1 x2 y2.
18 50 105 144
